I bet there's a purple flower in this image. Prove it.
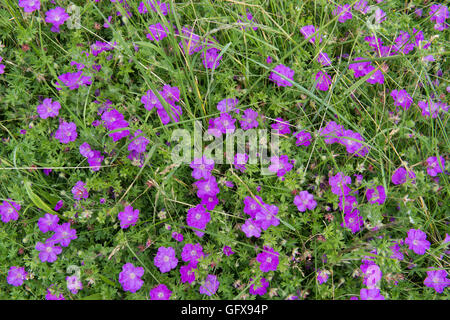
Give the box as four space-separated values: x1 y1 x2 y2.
243 195 265 219
366 185 386 205
353 0 369 14
429 5 449 31
391 167 416 185
293 191 317 212
200 194 219 211
237 11 258 31
36 98 61 119
119 263 144 293
180 263 196 284
239 108 259 130
317 52 332 66
341 209 364 233
118 205 139 229
55 121 77 144
45 7 70 33
426 156 445 177
315 71 332 91
271 118 291 135
349 58 372 78
217 98 239 114
72 181 88 200
90 41 115 57
0 200 20 223
19 0 40 12
35 241 62 263
249 277 269 296
186 204 211 234
300 25 322 44
293 130 312 146
366 68 384 84
154 246 178 273
181 243 204 266
256 246 279 272
171 231 184 242
234 153 249 172
194 176 220 199
128 130 150 154
268 155 293 177
424 269 449 293
54 200 64 211
390 241 404 261
362 264 383 289
374 8 386 24
333 4 353 23
7 266 27 286
147 23 169 41
318 121 344 144
215 112 236 134
390 89 413 110
405 229 430 255
339 195 358 214
241 218 261 238
37 213 59 233
223 246 234 256
202 47 222 69
269 64 294 87
150 284 172 300
179 27 203 55
45 287 65 300
254 204 279 231
329 172 352 196
266 56 272 64
66 275 82 294
418 100 443 118
199 274 219 296
317 270 329 284
49 222 77 247
141 90 162 111
139 0 169 15
55 71 92 90
360 288 385 300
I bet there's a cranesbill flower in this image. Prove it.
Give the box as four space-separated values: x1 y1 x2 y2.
119 263 144 293
199 274 219 296
349 58 372 78
418 100 442 118
256 246 279 272
424 269 449 293
333 4 352 23
181 243 204 265
186 204 211 232
249 277 269 296
19 0 40 12
366 68 384 84
293 191 317 212
363 264 383 289
293 130 312 146
154 246 178 273
429 4 449 31
37 213 59 233
190 156 215 180
339 195 358 214
317 52 332 66
317 270 329 284
45 7 70 33
180 263 196 284
172 231 184 242
202 47 222 69
35 241 62 263
66 275 82 294
37 98 61 119
353 0 369 14
300 25 322 44
341 209 364 233
0 200 20 223
72 181 88 200
318 121 344 144
45 287 65 300
254 204 280 230
405 229 430 255
271 118 291 135
90 41 115 57
7 266 27 286
107 119 130 142
128 130 150 153
55 71 92 90
374 8 386 24
49 222 77 247
390 89 413 110
79 142 95 158
237 10 258 31
214 112 236 134
55 121 77 144
390 241 404 261
239 108 259 130
241 218 261 238
268 155 293 177
269 64 294 87
194 176 220 199
139 0 169 15
118 205 139 229
179 27 203 55
329 172 352 196
147 23 169 41
243 195 265 219
223 246 234 256
360 288 385 300
426 156 445 177
366 185 386 205
54 200 64 211
234 153 248 173
315 71 332 91
141 90 162 111
150 284 172 300
391 167 416 185
217 98 239 114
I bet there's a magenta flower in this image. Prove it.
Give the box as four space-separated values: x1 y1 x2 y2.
349 58 372 78
405 229 430 255
217 98 239 114
243 195 265 219
239 108 259 130
269 64 294 87
366 68 384 85
300 25 322 44
353 0 369 14
341 209 364 233
254 204 279 231
360 288 385 300
215 112 236 134
202 47 222 69
37 213 59 233
66 275 82 294
293 191 317 212
90 41 115 56
150 284 172 300
180 263 196 284
363 264 383 289
391 167 416 185
390 89 413 110
268 155 293 177
45 287 65 300
55 121 77 144
181 243 204 266
329 172 352 196
339 129 365 155
317 52 332 66
223 246 234 256
271 118 291 135
390 241 404 261
256 246 279 272
418 100 442 118
7 266 27 286
333 4 353 23
154 246 178 273
374 8 386 24
119 263 144 293
141 90 162 111
338 195 358 214
55 71 92 90
72 181 88 200
426 156 445 177
200 194 219 211
172 231 184 242
318 121 344 144
186 204 211 234
424 269 449 293
146 23 169 41
35 241 62 263
199 274 219 296
234 153 248 172
36 98 61 119
317 270 329 284
249 277 269 296
366 185 386 205
128 130 150 154
241 218 261 238
0 200 20 223
49 222 77 247
194 176 220 199
139 0 169 15
19 0 40 12
45 7 70 33
293 130 312 146
179 27 203 55
315 71 332 91
118 205 139 229
429 4 449 31
54 200 64 211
